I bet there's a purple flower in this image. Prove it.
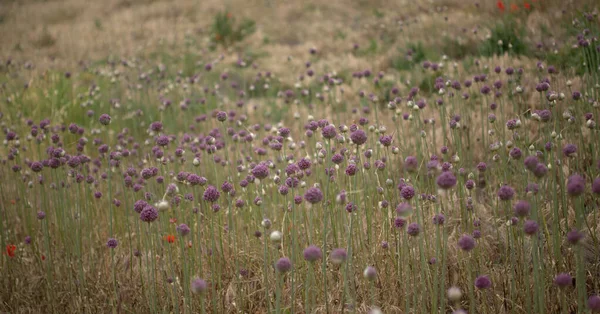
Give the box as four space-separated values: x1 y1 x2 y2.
593 178 600 194
191 278 208 294
588 295 600 312
523 220 539 235
379 135 392 147
436 172 457 189
350 130 367 145
553 273 572 288
177 224 191 237
140 205 158 223
363 266 377 281
304 187 323 204
203 185 220 202
37 211 46 220
251 163 270 179
562 144 577 157
400 185 415 200
474 275 491 289
497 185 515 201
275 257 292 272
134 200 148 213
330 248 347 264
567 229 584 245
107 238 118 248
30 162 43 172
524 156 539 171
513 200 530 217
321 125 337 139
395 203 412 217
509 147 522 159
216 111 227 122
432 213 445 225
303 245 323 262
394 217 407 228
407 223 420 236
567 174 585 196
458 234 476 251
533 163 548 178
99 114 111 125
404 156 418 172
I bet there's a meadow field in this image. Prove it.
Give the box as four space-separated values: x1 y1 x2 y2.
1 0 600 313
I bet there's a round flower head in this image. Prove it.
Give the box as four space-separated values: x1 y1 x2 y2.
140 205 159 223
474 275 492 289
304 187 323 204
407 223 420 237
447 286 462 301
203 185 221 202
524 156 539 171
562 143 577 157
553 273 572 288
191 278 208 294
275 257 292 272
350 130 367 145
458 234 476 251
330 248 348 264
404 156 418 172
395 202 412 217
216 111 227 122
107 238 118 248
593 178 600 195
321 125 337 139
567 229 584 245
497 185 515 201
363 266 377 281
523 220 539 235
513 200 531 217
589 295 600 312
436 172 457 189
176 224 191 237
303 245 323 262
567 174 585 196
432 213 445 225
251 164 269 179
99 114 111 125
400 185 415 200
37 211 46 220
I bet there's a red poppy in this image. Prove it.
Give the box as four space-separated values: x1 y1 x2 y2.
510 3 518 11
524 2 531 9
164 235 176 243
41 254 46 261
5 244 16 257
497 0 505 12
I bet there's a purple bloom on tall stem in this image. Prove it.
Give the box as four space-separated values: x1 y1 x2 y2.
140 205 158 223
553 273 572 288
107 238 118 248
562 144 577 157
191 278 208 294
407 223 420 236
363 266 377 281
37 211 46 220
593 178 600 194
99 114 111 125
177 224 191 237
474 275 492 289
304 187 323 204
436 172 457 189
458 234 476 251
589 295 600 312
567 229 584 245
404 156 418 172
395 203 412 217
321 125 337 139
497 185 515 201
567 174 585 196
330 248 347 264
275 257 292 272
400 185 415 200
251 163 269 179
523 220 539 235
350 130 367 145
303 245 323 262
203 185 220 202
513 200 530 217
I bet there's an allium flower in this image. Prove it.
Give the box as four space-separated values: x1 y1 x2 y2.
432 213 445 225
400 185 415 200
363 266 377 281
37 211 46 220
304 187 323 204
107 238 118 248
436 172 457 189
513 200 530 217
330 248 348 264
275 257 292 272
509 147 522 159
474 275 492 289
99 114 111 125
533 163 548 178
525 183 539 195
404 156 418 172
524 156 539 171
553 273 572 288
251 163 269 179
588 295 600 312
177 224 191 237
134 200 148 213
562 144 577 157
567 174 585 196
140 205 159 223
191 278 208 294
567 229 584 245
458 234 476 251
497 185 515 201
216 111 227 122
394 217 407 228
350 130 367 145
321 125 337 139
523 220 539 235
303 245 323 262
593 178 600 195
203 185 220 202
407 223 420 236
379 135 392 147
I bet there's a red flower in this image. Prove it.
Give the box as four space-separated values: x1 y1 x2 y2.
164 235 176 243
41 254 46 261
497 0 505 12
169 218 177 224
524 2 531 9
510 3 518 11
5 244 16 257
